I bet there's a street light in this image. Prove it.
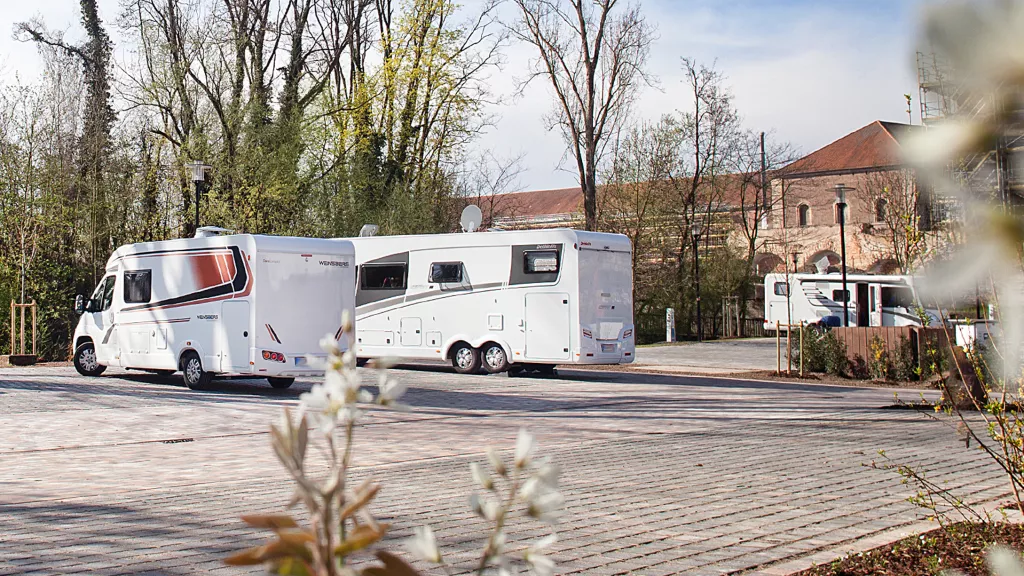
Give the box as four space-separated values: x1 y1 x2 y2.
691 223 703 343
835 183 854 327
188 160 211 233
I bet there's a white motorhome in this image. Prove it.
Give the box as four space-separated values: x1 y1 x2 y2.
72 233 356 389
341 229 635 374
763 272 939 332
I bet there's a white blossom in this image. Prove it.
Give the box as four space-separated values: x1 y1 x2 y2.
514 428 535 469
471 462 494 491
487 447 508 477
406 525 442 564
524 534 557 576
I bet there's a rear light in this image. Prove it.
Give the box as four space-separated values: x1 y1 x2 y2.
622 329 633 339
262 350 286 363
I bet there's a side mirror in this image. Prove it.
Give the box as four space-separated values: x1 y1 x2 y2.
74 294 85 315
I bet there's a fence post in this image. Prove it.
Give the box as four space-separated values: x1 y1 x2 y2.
786 319 794 375
9 300 13 356
799 321 805 377
31 300 36 356
776 321 781 375
735 299 741 338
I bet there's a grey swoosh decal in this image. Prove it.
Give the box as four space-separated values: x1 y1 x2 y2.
357 282 507 318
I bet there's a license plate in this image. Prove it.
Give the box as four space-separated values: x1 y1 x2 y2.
601 343 616 353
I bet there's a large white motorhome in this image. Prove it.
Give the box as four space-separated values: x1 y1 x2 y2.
341 229 635 374
72 232 356 389
763 272 940 332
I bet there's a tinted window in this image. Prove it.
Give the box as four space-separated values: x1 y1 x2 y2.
832 289 850 303
361 264 407 290
881 286 915 308
773 282 789 296
525 250 559 274
429 262 463 283
97 275 116 311
124 270 152 304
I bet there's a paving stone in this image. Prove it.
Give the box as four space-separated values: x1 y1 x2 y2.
0 365 1007 574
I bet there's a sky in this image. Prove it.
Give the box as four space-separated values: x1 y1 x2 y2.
0 0 922 192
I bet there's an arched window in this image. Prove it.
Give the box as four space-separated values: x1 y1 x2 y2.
798 204 810 227
875 198 887 222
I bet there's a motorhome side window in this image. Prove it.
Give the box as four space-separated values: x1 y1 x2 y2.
429 262 462 283
124 270 152 303
832 289 850 303
361 264 407 290
524 250 559 274
773 282 789 296
881 286 915 308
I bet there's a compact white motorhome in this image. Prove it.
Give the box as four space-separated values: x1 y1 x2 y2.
72 233 356 389
341 229 635 374
763 272 940 332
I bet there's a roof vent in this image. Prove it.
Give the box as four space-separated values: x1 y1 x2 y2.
359 224 379 237
195 226 234 238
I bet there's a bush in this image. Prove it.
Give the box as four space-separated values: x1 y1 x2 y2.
892 336 919 382
868 335 890 380
797 326 849 377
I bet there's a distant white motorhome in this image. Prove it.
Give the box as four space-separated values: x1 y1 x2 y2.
763 273 940 332
340 229 635 374
72 233 356 389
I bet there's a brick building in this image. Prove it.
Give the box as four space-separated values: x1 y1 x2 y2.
485 120 944 277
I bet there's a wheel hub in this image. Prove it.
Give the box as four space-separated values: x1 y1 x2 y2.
456 348 473 368
485 347 505 368
186 360 202 382
79 348 97 371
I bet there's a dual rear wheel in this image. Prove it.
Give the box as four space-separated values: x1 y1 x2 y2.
449 342 526 375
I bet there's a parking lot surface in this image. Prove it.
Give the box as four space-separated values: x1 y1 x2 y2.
0 366 1008 575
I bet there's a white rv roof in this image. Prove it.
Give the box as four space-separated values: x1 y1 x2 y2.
767 272 914 283
340 228 631 252
106 234 354 268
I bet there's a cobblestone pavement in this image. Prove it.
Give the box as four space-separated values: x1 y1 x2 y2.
0 366 1008 575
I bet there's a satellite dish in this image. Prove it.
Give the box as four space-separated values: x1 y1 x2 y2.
814 256 831 274
359 224 379 237
460 205 482 233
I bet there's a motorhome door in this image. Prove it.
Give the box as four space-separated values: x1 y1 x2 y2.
525 293 570 360
856 283 869 327
219 301 251 372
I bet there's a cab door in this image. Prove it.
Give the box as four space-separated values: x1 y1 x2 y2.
88 274 120 366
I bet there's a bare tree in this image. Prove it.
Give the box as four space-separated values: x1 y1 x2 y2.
600 119 679 310
458 151 527 230
864 168 926 273
512 0 653 231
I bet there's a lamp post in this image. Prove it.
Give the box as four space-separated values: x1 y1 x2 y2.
834 183 853 327
188 161 211 233
691 224 703 343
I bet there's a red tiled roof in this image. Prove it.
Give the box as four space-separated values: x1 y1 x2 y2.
781 121 918 177
488 186 583 218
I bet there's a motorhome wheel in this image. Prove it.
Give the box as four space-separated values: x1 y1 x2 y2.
73 343 106 377
181 352 212 390
482 343 510 373
451 344 481 374
267 377 295 389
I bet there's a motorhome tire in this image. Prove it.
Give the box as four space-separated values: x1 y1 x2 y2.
481 343 510 373
267 377 295 389
181 352 212 390
451 344 481 374
73 343 106 377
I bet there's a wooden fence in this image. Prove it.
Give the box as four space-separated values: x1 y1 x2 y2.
832 326 950 370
